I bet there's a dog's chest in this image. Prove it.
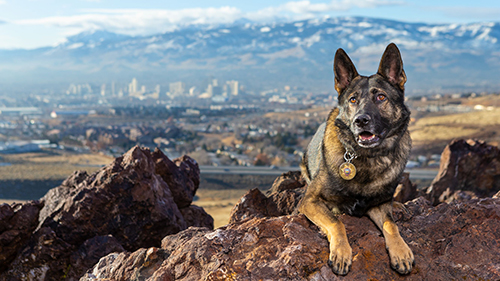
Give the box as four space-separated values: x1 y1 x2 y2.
349 155 395 185
323 156 400 209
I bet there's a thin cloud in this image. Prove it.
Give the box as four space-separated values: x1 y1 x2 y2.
15 7 243 35
0 0 6 5
280 0 403 13
435 6 500 21
12 1 405 36
247 0 403 22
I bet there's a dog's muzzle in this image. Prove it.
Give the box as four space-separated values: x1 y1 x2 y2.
353 114 384 148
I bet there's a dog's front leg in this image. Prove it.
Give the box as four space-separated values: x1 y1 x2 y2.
367 201 414 274
299 195 352 275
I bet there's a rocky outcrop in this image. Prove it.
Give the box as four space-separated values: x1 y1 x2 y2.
0 146 213 280
4 138 500 280
82 150 500 280
425 139 500 205
82 193 500 280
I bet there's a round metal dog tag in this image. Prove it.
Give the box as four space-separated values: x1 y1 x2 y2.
339 162 356 180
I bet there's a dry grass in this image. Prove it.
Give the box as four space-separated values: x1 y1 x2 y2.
412 109 500 127
0 151 113 181
15 152 113 166
194 188 254 228
409 108 500 148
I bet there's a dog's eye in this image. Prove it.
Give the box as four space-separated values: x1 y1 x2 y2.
376 94 386 102
349 97 357 104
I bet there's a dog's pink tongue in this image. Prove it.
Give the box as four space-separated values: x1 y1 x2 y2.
360 132 375 140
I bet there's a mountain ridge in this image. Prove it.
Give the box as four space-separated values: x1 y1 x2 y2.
1 16 499 94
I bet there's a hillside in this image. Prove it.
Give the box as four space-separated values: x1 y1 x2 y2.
408 98 500 154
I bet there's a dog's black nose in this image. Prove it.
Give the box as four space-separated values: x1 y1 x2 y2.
354 114 371 127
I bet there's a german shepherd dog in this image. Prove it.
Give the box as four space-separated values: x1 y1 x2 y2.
299 43 414 275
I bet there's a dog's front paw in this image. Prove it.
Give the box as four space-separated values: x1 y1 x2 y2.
387 238 414 274
328 242 352 275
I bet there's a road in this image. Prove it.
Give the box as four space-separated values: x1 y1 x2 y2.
200 165 439 180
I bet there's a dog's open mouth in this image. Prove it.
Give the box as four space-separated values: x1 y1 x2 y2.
357 131 381 147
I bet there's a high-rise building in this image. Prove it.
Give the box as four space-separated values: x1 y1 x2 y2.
206 84 213 97
100 84 106 96
227 80 239 96
169 81 185 97
129 78 138 95
189 86 196 96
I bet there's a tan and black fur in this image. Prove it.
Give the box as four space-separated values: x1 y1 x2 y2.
299 43 414 275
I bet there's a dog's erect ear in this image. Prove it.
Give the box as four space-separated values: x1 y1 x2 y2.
378 43 407 91
334 48 359 95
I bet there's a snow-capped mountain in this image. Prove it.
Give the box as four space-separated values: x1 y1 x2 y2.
1 17 499 94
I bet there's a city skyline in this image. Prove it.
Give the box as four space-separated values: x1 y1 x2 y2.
1 0 499 49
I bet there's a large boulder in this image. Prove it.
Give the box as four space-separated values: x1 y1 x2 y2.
0 146 213 280
425 139 500 205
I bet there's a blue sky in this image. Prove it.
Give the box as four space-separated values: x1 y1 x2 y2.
0 0 499 49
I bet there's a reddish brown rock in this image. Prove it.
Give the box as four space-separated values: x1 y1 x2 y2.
268 170 306 215
67 235 126 278
0 201 43 272
229 171 307 225
82 196 500 280
393 172 418 203
0 146 213 280
228 188 280 224
152 148 200 208
268 187 304 216
425 139 500 205
179 205 214 229
6 226 76 279
268 170 306 193
37 146 187 251
82 216 334 281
